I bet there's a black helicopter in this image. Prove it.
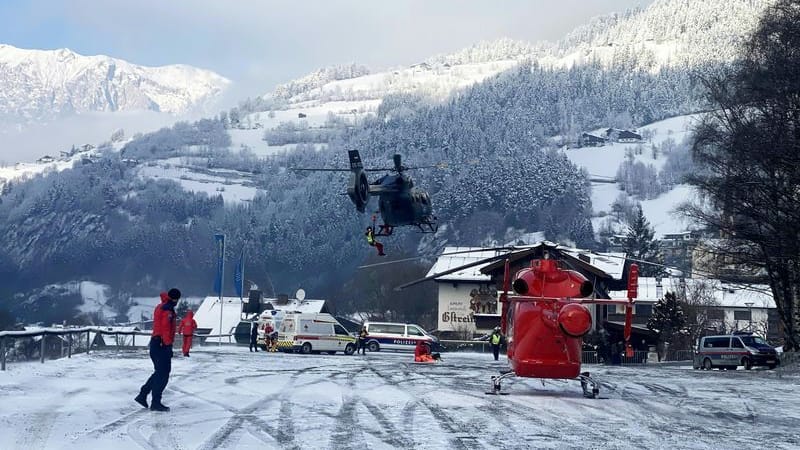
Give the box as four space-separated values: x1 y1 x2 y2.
292 150 438 236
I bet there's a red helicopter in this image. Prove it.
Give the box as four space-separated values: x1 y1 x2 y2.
395 244 640 398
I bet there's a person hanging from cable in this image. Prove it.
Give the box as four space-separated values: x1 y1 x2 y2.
365 226 385 256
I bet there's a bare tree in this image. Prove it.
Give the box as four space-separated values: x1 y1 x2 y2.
680 279 719 348
680 0 800 350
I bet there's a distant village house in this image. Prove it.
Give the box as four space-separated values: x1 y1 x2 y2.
605 128 643 143
579 132 608 147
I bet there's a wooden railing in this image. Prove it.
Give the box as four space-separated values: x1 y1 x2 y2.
0 328 233 371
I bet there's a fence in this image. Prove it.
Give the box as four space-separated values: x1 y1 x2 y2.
0 328 233 371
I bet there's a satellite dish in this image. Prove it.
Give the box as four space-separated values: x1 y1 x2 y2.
295 288 306 301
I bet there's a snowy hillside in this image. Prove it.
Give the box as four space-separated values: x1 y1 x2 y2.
134 157 260 204
227 0 772 159
540 0 775 71
563 114 699 237
0 143 105 193
0 44 230 124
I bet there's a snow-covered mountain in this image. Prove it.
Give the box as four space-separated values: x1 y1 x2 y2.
250 0 771 126
0 44 230 123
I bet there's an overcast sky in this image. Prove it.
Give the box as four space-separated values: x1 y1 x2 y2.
1 0 653 98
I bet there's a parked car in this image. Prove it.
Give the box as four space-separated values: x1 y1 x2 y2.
693 334 779 370
361 322 438 352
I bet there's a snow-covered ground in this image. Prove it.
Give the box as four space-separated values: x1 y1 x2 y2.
1 347 798 449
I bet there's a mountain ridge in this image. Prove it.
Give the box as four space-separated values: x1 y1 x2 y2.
0 43 230 124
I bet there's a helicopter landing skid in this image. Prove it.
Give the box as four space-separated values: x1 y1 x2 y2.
577 372 600 399
485 370 515 395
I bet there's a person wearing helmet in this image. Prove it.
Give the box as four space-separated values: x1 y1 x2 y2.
490 326 504 361
136 288 181 412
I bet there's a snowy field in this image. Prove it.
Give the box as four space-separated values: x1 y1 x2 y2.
1 347 798 450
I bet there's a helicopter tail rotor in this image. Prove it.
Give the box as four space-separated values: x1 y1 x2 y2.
347 169 369 212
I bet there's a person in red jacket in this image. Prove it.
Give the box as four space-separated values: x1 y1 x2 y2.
414 340 435 363
135 288 180 412
178 310 197 357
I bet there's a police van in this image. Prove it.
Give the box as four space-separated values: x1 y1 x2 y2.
277 313 356 355
693 333 779 370
361 322 438 352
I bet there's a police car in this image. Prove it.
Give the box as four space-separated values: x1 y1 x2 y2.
361 322 438 352
693 333 779 370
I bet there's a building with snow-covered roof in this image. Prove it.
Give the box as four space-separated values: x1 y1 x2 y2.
426 247 505 336
607 277 779 342
428 242 627 337
579 132 608 147
605 128 642 143
194 296 245 343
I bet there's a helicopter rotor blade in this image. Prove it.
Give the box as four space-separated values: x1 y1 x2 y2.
394 251 516 291
358 246 517 270
290 167 352 172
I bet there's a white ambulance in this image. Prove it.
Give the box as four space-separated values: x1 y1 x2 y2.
277 313 356 355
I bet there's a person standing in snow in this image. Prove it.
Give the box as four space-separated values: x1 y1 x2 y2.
490 327 504 361
177 310 197 357
135 288 181 412
264 321 277 352
249 321 259 352
357 325 369 355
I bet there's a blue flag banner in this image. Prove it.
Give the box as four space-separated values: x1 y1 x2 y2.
234 249 244 298
213 234 225 295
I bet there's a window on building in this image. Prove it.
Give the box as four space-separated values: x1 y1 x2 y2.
734 310 751 321
635 304 653 316
706 309 724 320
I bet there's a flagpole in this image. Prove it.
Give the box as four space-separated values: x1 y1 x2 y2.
218 234 225 347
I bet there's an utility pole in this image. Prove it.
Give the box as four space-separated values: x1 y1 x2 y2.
214 233 226 347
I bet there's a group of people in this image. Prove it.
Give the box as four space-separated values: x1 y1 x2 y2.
136 288 504 412
249 320 278 352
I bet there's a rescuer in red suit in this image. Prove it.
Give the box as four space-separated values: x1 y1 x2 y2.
178 310 197 357
414 340 435 363
135 288 180 412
